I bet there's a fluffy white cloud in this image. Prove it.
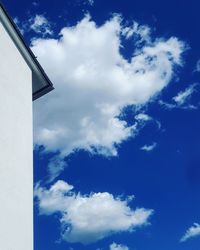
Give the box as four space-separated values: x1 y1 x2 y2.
180 223 200 242
140 142 157 152
159 83 198 110
109 242 129 250
32 15 185 180
34 180 153 244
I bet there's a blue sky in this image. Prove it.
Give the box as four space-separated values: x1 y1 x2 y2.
3 0 200 249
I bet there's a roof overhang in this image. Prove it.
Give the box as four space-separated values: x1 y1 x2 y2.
0 3 54 100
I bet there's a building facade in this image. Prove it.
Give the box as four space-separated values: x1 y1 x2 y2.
0 3 53 250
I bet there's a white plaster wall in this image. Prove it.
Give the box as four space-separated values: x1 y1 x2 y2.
0 21 33 250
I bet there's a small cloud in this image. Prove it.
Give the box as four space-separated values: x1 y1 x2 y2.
13 14 53 37
122 21 151 45
29 14 53 36
159 83 199 110
140 142 157 152
110 242 129 250
195 60 200 72
13 17 20 25
80 0 94 6
47 156 66 183
180 223 200 242
32 1 39 7
35 180 153 244
173 84 197 106
135 113 161 130
87 0 94 6
159 100 176 109
135 113 152 122
13 17 25 35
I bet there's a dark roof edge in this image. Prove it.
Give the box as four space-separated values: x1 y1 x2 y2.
33 84 54 101
0 2 54 100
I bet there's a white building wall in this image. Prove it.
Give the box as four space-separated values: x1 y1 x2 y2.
0 21 33 250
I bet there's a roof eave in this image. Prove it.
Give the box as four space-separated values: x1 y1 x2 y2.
0 2 54 101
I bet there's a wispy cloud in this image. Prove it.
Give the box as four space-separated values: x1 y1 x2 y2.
13 17 25 35
29 14 53 36
135 113 152 122
87 0 94 6
173 84 197 106
122 21 151 43
47 156 66 183
159 83 199 110
110 242 129 250
135 113 161 130
34 180 153 244
32 15 185 181
14 14 53 37
32 1 39 7
140 142 157 152
195 59 200 72
180 223 200 242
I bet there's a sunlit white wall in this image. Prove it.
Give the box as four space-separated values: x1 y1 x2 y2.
0 20 33 250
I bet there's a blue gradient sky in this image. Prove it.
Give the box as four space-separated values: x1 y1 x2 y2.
3 0 200 249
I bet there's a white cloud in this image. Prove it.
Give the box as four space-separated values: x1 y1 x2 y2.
173 83 197 105
110 242 129 250
135 113 161 130
34 180 153 244
47 155 66 183
14 14 53 37
135 113 152 122
195 60 200 72
32 15 185 180
140 142 157 152
32 1 39 7
81 0 94 6
122 21 151 42
159 83 198 110
29 14 53 36
87 0 94 6
180 223 200 242
14 17 25 35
